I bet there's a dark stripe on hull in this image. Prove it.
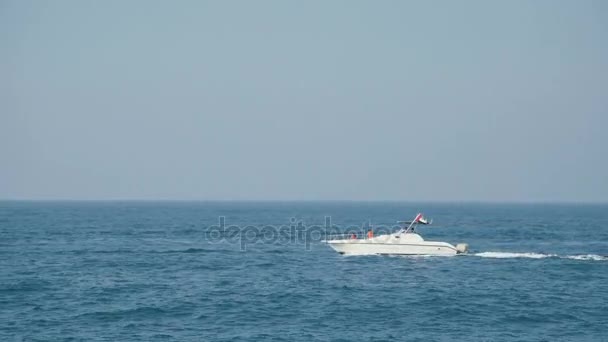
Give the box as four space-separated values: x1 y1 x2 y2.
340 252 464 256
377 253 462 256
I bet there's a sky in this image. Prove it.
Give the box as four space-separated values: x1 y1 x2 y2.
1 0 607 202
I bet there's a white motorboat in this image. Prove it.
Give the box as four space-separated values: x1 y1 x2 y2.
325 213 468 256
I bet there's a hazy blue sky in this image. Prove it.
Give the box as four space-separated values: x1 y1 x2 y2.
1 0 607 201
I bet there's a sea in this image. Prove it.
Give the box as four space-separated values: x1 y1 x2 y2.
1 201 607 341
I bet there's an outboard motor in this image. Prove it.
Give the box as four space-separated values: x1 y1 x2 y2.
456 243 469 254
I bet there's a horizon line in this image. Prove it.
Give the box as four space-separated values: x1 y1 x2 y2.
1 198 607 205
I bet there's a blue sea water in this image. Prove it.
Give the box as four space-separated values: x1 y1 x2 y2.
1 201 607 341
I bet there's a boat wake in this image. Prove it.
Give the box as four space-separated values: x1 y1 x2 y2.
473 252 607 261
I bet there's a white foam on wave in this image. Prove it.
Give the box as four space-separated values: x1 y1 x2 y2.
564 254 607 261
474 252 607 261
475 252 556 259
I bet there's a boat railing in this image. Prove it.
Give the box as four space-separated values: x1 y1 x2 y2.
323 232 370 241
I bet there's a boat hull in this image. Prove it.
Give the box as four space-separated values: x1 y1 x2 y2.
327 239 459 256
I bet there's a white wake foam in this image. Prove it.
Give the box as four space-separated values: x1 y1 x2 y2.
474 252 607 261
475 252 556 259
564 254 607 261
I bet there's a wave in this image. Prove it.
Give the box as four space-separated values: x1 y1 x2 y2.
473 252 607 261
163 247 207 254
564 254 607 261
474 252 556 259
77 306 168 321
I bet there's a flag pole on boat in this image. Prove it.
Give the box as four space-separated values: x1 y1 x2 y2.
400 213 423 234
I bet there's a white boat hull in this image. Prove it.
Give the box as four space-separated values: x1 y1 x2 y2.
326 233 465 256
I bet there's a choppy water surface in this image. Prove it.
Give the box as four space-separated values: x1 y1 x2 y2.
1 202 607 341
